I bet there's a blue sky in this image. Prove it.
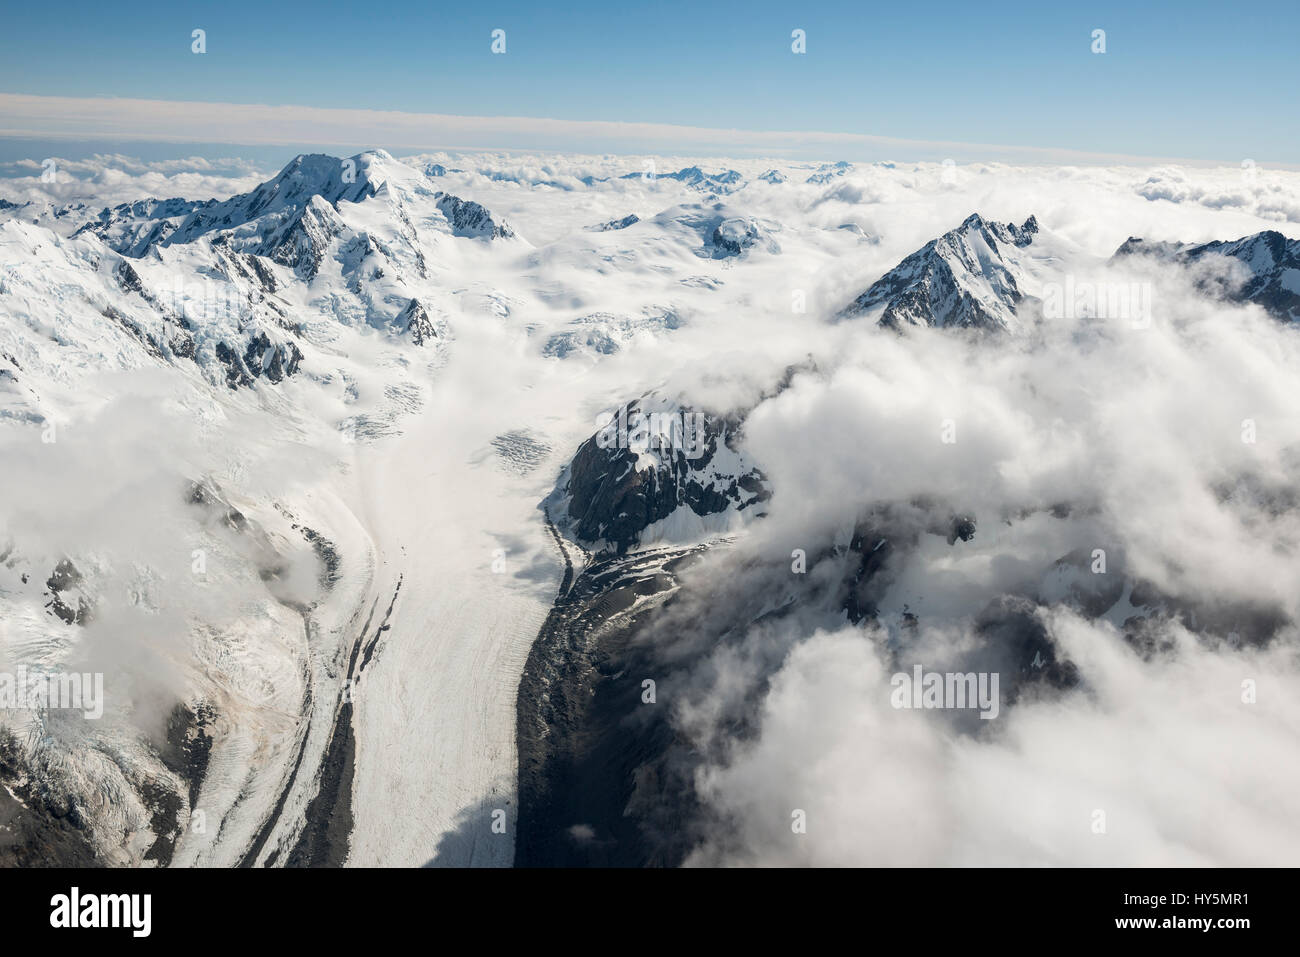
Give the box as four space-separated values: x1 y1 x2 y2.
1 0 1296 162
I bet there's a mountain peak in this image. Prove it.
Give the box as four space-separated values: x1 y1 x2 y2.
1113 228 1300 322
434 192 514 240
548 396 768 553
259 151 383 208
958 213 1038 247
839 213 1042 330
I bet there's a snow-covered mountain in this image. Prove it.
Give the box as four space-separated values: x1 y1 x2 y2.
0 149 530 404
646 203 780 260
433 191 515 240
541 308 681 360
0 148 540 867
78 153 381 255
585 213 640 232
837 213 1041 330
619 165 746 194
806 161 853 184
545 395 769 554
1113 229 1300 321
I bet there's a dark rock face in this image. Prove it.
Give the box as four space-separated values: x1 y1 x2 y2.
114 261 144 295
586 214 639 232
0 731 101 867
434 192 513 239
515 544 708 867
245 254 279 293
168 326 197 360
557 402 768 554
45 558 91 626
213 343 246 388
100 303 165 359
842 522 901 625
266 197 342 279
709 217 762 257
839 502 978 625
398 298 438 345
948 515 978 545
1114 230 1300 322
246 333 303 383
974 594 1081 701
215 333 303 389
511 498 1091 867
1038 547 1126 619
840 213 1039 330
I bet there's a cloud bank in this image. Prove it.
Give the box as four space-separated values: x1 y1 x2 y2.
3 93 1292 167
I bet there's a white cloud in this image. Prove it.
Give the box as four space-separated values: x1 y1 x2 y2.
4 92 1294 167
686 616 1300 866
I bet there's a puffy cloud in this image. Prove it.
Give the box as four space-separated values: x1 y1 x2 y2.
663 277 1300 862
3 92 1258 165
686 615 1300 866
0 152 268 210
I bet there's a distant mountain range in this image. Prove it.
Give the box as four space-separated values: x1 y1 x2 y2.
1114 229 1300 321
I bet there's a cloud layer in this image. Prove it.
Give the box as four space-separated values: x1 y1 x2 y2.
4 93 1294 167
